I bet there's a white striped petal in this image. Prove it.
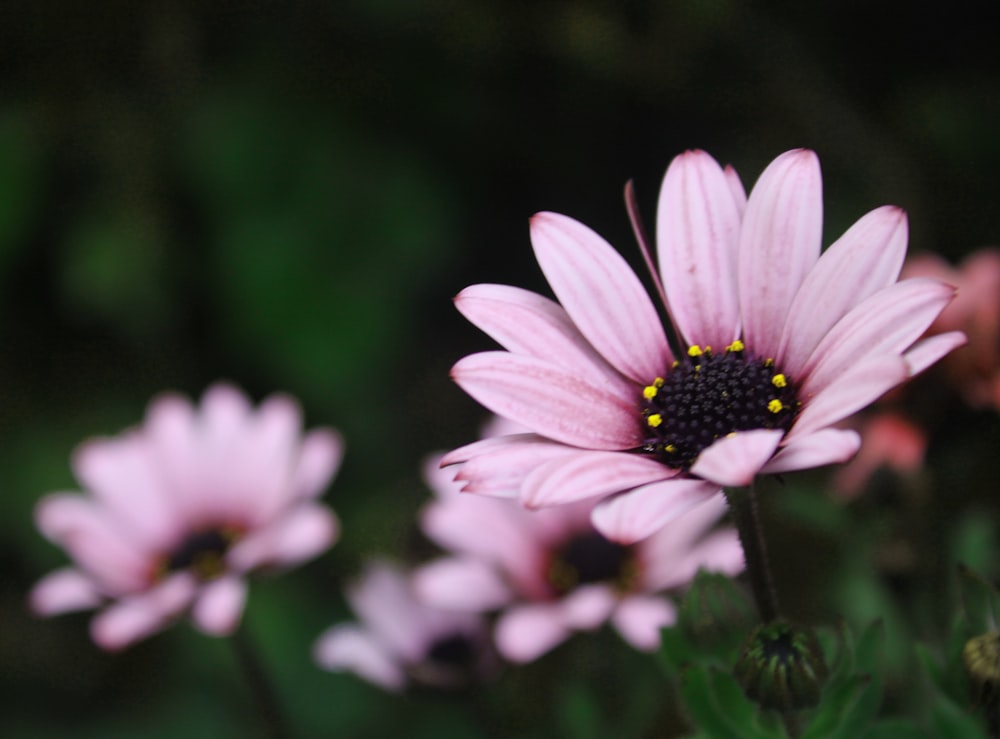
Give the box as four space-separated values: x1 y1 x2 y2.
531 211 673 384
778 206 908 375
520 450 676 508
590 479 720 545
656 150 743 349
451 352 641 449
739 150 823 359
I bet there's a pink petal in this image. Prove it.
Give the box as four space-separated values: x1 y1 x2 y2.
143 393 204 518
646 529 745 592
90 573 197 651
200 383 253 437
723 164 748 215
191 575 247 635
228 505 338 571
72 437 179 548
494 603 571 663
801 278 956 395
455 283 630 390
689 429 784 487
210 393 301 523
412 557 512 611
451 352 641 449
420 493 546 594
790 356 909 440
590 479 721 545
520 450 676 508
35 494 152 593
739 150 823 359
451 435 580 498
30 568 103 615
423 454 461 499
313 624 406 691
761 428 862 474
638 493 731 577
559 584 618 629
347 562 434 663
778 206 909 376
904 330 967 377
530 211 673 384
656 149 743 349
612 595 676 651
292 428 344 499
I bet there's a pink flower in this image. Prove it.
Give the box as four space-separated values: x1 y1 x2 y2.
414 455 744 663
313 561 494 691
902 248 1000 409
30 383 343 650
446 149 965 543
832 412 927 499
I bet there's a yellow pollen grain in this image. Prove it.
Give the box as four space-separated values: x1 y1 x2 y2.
687 345 703 357
642 385 658 400
726 339 745 353
672 360 679 368
647 413 663 428
771 374 787 388
664 444 676 453
764 358 775 367
768 399 784 413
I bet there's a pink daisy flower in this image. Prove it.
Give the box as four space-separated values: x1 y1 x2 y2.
30 383 343 650
313 561 494 691
414 454 744 663
446 149 966 543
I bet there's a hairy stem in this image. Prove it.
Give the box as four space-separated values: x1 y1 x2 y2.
725 481 780 623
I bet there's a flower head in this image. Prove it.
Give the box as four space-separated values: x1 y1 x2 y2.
30 383 343 650
446 149 965 543
414 450 744 663
313 561 494 691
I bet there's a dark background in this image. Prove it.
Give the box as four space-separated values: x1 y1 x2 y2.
2 1 999 736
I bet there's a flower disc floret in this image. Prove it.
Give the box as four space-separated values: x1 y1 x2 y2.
546 532 637 596
641 344 799 469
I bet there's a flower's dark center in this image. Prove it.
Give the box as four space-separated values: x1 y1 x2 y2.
163 527 241 581
640 341 799 469
547 531 637 596
408 631 484 688
427 634 476 667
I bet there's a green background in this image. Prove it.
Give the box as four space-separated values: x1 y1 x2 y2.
2 1 999 736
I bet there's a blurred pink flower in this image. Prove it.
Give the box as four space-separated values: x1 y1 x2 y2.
902 248 1000 409
313 561 494 691
447 149 965 543
832 248 1000 497
30 383 343 650
414 455 744 663
832 412 927 498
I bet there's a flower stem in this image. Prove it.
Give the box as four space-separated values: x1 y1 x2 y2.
232 625 293 739
724 482 780 623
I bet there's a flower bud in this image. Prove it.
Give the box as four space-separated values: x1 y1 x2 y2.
734 620 827 711
963 630 1000 704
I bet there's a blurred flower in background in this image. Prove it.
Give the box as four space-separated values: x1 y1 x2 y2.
30 383 343 650
834 248 1000 497
903 248 1000 410
447 148 966 543
416 449 744 663
313 560 495 691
